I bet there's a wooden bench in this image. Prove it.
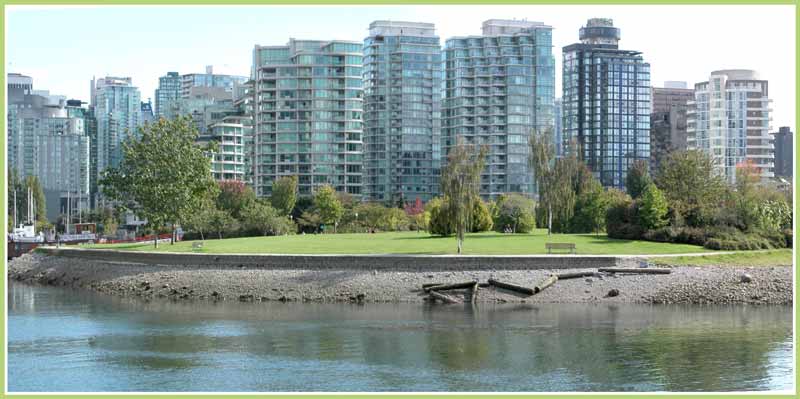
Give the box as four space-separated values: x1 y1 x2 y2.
192 242 204 252
546 242 576 254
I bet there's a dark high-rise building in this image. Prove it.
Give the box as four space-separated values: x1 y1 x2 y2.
650 83 694 173
363 21 442 204
772 126 793 178
562 18 651 189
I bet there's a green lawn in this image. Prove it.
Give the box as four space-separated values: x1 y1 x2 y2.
651 249 793 267
85 230 714 255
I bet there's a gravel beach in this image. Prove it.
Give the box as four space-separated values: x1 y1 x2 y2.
8 252 793 305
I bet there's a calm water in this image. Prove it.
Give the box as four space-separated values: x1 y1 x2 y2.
8 282 794 392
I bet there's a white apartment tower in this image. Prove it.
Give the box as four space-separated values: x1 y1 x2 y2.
687 70 773 183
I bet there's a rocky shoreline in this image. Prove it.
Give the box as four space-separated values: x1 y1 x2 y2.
8 252 793 305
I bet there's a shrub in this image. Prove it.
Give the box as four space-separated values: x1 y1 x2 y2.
471 199 493 232
674 227 710 246
783 228 793 247
637 184 669 230
492 193 536 233
426 197 452 236
605 201 643 240
643 226 678 243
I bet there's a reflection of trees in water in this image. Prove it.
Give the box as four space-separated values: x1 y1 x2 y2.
624 327 791 391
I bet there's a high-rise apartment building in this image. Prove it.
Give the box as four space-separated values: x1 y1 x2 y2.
772 126 793 179
363 21 442 204
8 75 91 218
91 76 142 183
687 69 773 183
155 71 180 119
562 18 651 189
180 66 247 99
650 83 694 173
251 39 364 197
141 100 155 124
442 19 555 199
554 98 563 156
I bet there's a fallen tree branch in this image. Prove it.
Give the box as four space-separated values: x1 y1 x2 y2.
556 271 598 280
429 290 462 304
487 279 534 295
598 268 672 275
534 275 558 294
424 281 478 293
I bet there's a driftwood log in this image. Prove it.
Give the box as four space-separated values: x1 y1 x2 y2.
424 281 478 292
422 283 444 289
429 290 462 304
556 271 598 280
534 275 558 294
487 279 534 295
598 268 672 275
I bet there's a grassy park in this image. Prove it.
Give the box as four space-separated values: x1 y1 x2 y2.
87 230 714 255
651 249 793 267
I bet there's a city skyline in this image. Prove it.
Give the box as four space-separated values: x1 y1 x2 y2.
6 4 796 129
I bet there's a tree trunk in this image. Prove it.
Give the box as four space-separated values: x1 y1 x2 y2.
487 279 534 295
218 231 222 239
424 281 478 293
534 275 558 294
171 224 175 245
153 229 158 249
429 290 462 304
598 268 672 275
457 238 463 255
200 231 204 241
547 204 552 236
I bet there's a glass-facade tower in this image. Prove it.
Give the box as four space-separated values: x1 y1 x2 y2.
363 21 442 204
252 39 364 197
155 71 180 119
91 76 141 180
562 18 651 189
442 19 555 199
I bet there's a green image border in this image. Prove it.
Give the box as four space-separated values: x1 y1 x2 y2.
0 0 796 398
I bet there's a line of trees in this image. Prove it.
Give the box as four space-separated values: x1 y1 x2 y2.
95 116 791 253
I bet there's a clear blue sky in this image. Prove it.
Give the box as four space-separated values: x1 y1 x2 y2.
7 4 796 128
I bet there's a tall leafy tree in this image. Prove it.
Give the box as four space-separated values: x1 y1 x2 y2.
625 160 652 199
270 175 298 216
314 185 344 233
216 180 256 219
492 193 536 234
655 150 725 226
100 116 219 247
440 139 488 254
529 130 556 235
637 184 669 230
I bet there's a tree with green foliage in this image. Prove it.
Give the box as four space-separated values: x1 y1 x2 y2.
492 193 536 234
625 160 652 199
571 179 609 235
314 185 344 233
270 176 298 216
471 198 493 232
208 209 238 239
216 180 256 219
638 184 669 230
440 139 488 254
182 198 216 240
528 130 556 235
426 197 451 236
297 211 322 233
241 201 295 236
100 116 219 247
655 150 725 227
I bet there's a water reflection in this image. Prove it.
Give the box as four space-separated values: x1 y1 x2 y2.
8 282 793 392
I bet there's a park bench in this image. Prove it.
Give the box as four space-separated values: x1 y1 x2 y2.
192 242 204 252
545 242 576 254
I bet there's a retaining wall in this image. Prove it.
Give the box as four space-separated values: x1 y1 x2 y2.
39 247 625 271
